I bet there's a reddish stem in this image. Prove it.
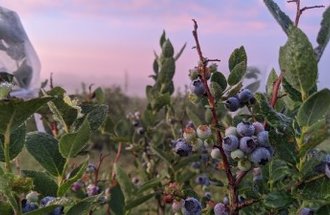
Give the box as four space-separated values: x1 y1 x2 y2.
192 19 238 214
270 73 283 108
287 0 325 26
111 143 123 183
94 153 110 185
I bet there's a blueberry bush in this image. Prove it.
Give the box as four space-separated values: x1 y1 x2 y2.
0 0 330 214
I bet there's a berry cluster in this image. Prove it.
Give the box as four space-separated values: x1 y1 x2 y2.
225 88 255 112
21 193 63 214
172 124 212 157
222 121 273 171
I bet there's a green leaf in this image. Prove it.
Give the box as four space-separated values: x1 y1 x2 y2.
282 78 302 102
173 154 200 171
269 130 298 164
25 132 65 176
297 89 330 128
228 61 247 86
0 125 25 162
318 204 330 214
299 177 330 201
57 159 88 196
157 58 175 83
228 46 247 71
279 26 317 98
255 93 292 130
59 118 91 158
46 87 78 128
93 87 105 104
0 97 51 134
210 82 223 98
211 72 227 91
80 104 108 132
245 81 260 93
151 93 171 111
266 69 278 96
135 178 161 194
268 159 292 186
0 170 20 213
174 42 186 61
66 195 99 215
0 201 13 215
159 30 166 47
185 106 203 126
299 118 330 157
109 185 125 215
263 0 293 35
315 6 330 62
114 163 135 201
162 39 174 58
22 170 58 197
150 146 173 167
125 193 155 210
264 191 293 209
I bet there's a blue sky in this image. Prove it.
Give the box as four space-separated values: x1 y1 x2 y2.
0 0 329 96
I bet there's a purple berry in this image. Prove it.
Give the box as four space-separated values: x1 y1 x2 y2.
238 88 253 103
252 121 265 134
222 135 239 151
86 163 97 173
174 139 192 157
50 206 64 215
225 97 240 112
71 181 83 192
87 184 100 196
214 202 229 215
250 147 271 165
298 208 314 215
40 196 55 206
183 197 202 215
195 175 210 186
22 199 38 213
239 137 256 153
190 78 206 96
257 131 269 146
236 122 255 137
172 199 184 212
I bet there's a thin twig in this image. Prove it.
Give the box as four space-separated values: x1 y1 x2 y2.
238 199 260 209
235 169 251 186
94 153 110 185
287 0 325 26
111 143 123 182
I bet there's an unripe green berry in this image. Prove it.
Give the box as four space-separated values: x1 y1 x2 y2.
211 148 221 159
196 125 212 139
238 160 251 171
231 149 245 161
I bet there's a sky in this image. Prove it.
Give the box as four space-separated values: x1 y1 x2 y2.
0 0 329 96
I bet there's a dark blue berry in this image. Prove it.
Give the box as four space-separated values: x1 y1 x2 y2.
238 88 253 103
236 122 255 137
174 139 192 157
222 135 239 151
298 208 314 215
250 147 271 165
183 197 202 215
225 97 240 112
214 202 228 215
190 78 206 96
239 137 256 153
195 175 210 186
22 199 38 213
257 131 269 146
40 196 55 207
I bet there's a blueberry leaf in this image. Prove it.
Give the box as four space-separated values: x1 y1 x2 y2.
315 6 330 62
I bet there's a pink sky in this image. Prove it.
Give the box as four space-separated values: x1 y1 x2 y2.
0 0 329 96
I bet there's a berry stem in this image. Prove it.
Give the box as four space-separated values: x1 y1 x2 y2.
192 19 238 214
270 73 283 108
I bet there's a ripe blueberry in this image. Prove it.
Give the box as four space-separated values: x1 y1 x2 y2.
183 197 202 215
237 88 253 103
257 131 269 146
213 202 229 215
239 137 256 153
225 97 240 112
190 78 206 96
87 184 100 196
222 135 239 152
236 122 255 137
250 147 271 165
174 139 192 157
40 196 55 206
252 121 265 134
298 208 314 215
195 175 210 186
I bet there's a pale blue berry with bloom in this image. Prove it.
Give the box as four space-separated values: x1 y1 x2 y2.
182 197 202 215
